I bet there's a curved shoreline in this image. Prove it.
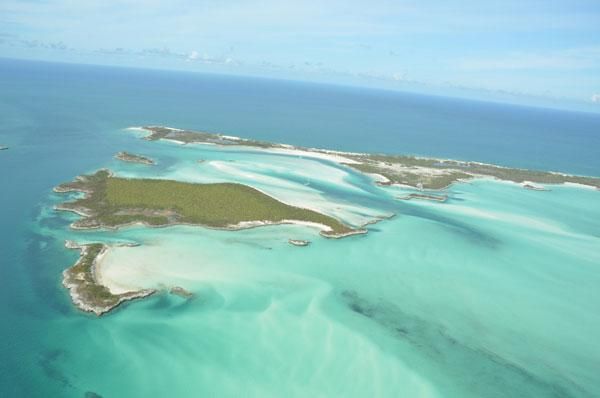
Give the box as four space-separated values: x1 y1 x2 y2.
128 125 600 190
63 241 155 316
55 203 370 238
56 123 598 317
53 169 363 238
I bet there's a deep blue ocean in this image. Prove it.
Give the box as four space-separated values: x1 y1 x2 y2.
1 58 600 397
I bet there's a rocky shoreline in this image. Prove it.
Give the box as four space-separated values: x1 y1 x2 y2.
63 241 155 316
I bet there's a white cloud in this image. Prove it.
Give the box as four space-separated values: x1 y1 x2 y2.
456 47 600 71
2 0 600 103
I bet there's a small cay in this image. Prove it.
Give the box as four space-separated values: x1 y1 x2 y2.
114 151 155 165
288 239 310 246
63 241 155 316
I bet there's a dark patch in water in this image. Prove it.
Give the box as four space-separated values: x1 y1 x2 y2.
440 222 500 248
146 292 172 310
225 238 273 250
396 202 501 248
164 295 197 315
84 391 103 398
348 300 375 318
340 290 586 398
395 327 408 335
38 349 72 388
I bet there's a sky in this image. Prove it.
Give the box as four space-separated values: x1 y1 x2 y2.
1 0 600 109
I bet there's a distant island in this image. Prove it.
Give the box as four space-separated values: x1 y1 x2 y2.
114 151 155 165
138 126 600 190
0 145 8 151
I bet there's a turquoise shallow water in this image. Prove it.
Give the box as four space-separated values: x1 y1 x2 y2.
1 58 600 397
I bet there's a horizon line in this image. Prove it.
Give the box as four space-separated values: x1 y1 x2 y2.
2 55 599 116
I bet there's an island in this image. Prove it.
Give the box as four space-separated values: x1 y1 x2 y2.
114 151 155 165
55 169 367 314
54 169 361 237
135 126 600 190
341 155 600 190
63 241 155 315
288 239 310 246
57 125 600 316
0 145 8 150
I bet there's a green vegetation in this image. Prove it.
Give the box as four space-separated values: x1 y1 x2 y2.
63 242 155 315
115 151 155 165
347 162 471 190
143 126 275 148
457 162 600 187
56 170 354 236
139 126 600 190
65 243 115 303
344 153 600 190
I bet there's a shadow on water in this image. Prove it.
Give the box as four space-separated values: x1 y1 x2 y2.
140 291 197 314
129 285 227 316
224 237 273 250
261 153 504 249
38 349 72 389
340 290 588 398
146 292 173 310
390 197 501 248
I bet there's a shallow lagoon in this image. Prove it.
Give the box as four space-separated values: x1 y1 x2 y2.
2 59 600 397
34 135 600 397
